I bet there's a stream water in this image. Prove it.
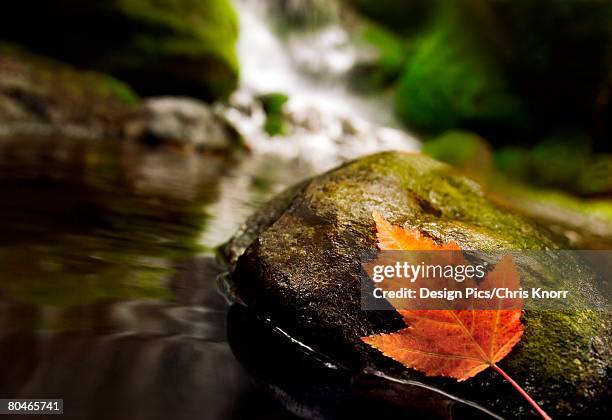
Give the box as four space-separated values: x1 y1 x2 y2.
0 1 496 419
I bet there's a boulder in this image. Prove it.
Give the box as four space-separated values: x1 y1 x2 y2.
0 43 137 139
0 0 239 101
224 151 610 418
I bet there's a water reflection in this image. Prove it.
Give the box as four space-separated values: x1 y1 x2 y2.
0 135 303 419
0 257 294 420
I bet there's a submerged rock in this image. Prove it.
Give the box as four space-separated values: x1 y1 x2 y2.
227 303 497 419
224 152 610 418
0 0 239 101
0 44 137 139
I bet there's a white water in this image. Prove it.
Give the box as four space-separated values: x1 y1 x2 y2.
222 0 420 171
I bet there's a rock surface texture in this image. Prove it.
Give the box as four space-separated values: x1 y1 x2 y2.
225 151 610 418
127 97 240 149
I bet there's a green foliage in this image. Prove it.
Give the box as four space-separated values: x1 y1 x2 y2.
372 0 611 148
351 23 409 91
475 0 612 146
528 137 592 187
422 131 489 168
394 5 529 135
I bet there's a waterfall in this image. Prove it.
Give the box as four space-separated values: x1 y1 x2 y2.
220 0 420 171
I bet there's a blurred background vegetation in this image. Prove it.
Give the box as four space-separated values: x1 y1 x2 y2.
0 0 611 295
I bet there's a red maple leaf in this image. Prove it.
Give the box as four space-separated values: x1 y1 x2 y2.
363 212 551 419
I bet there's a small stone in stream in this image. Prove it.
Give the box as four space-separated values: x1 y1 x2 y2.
127 97 242 150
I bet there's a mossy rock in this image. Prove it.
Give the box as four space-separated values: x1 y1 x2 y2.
0 0 239 101
224 152 610 418
0 43 137 137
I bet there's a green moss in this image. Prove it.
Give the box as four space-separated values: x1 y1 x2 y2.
510 310 611 411
578 155 612 195
260 93 289 115
488 175 612 250
390 0 612 146
526 135 591 188
116 0 239 67
90 74 140 105
500 180 612 224
260 93 290 137
312 152 558 250
422 130 492 179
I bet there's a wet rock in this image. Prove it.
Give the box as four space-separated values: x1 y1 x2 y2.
227 303 496 419
0 0 239 101
127 97 242 150
224 151 610 417
0 44 137 139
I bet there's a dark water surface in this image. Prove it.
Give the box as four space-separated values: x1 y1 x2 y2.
0 136 502 420
0 136 311 420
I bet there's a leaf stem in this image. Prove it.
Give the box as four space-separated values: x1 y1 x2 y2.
492 364 552 420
